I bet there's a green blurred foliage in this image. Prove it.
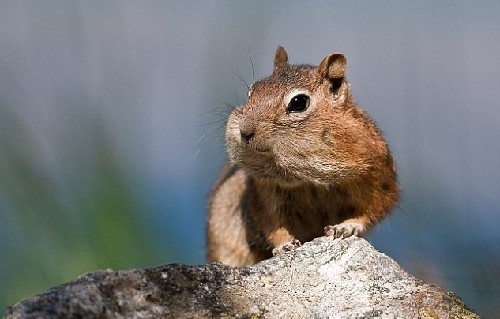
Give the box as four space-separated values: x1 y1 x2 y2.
0 104 164 311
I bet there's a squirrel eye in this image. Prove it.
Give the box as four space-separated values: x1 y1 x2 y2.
287 94 310 113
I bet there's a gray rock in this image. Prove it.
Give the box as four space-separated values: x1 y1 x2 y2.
4 237 479 318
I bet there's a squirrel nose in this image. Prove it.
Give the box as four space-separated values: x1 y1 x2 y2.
239 121 255 143
240 128 254 143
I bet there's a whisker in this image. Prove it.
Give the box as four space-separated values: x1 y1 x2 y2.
194 102 235 158
247 46 255 80
232 71 250 91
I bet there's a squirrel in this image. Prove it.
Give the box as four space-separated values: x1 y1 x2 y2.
207 46 399 266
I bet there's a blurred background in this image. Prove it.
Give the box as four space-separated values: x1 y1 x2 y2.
1 1 499 317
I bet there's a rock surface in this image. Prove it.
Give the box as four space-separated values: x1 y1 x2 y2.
4 237 479 318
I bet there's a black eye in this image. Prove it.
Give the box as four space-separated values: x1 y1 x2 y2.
287 94 310 113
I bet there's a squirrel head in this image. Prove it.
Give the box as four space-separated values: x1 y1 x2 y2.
226 46 381 187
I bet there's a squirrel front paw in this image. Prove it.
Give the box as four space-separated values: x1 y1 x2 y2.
324 221 366 239
272 239 302 256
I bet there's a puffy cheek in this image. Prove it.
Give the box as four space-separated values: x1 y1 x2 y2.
272 134 310 167
273 133 337 177
321 127 338 148
275 128 322 154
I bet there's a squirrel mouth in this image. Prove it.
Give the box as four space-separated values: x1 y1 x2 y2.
236 147 273 169
244 142 271 154
250 146 270 153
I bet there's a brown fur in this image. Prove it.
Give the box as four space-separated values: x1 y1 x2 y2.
207 46 399 266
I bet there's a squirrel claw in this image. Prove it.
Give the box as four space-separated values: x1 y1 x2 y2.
324 222 366 239
272 239 302 256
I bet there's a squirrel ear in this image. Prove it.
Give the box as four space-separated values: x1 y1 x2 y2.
273 46 289 72
318 52 347 80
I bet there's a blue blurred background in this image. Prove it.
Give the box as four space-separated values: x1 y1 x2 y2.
1 1 499 317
